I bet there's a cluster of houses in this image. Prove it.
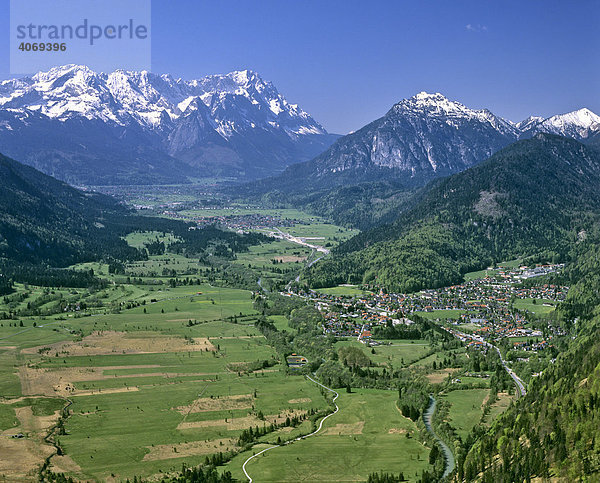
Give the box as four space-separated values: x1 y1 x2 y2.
512 339 550 352
517 265 565 279
286 264 568 352
193 213 302 231
468 264 565 282
158 210 304 232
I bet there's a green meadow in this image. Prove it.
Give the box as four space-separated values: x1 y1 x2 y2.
334 339 436 370
315 284 373 296
413 309 466 321
0 282 332 481
227 388 431 481
442 388 490 440
60 368 327 480
513 298 556 315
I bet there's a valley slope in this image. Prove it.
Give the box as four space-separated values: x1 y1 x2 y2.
463 235 600 480
0 152 265 289
0 151 139 267
306 134 600 291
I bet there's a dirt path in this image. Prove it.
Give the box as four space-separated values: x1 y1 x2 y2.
241 375 339 482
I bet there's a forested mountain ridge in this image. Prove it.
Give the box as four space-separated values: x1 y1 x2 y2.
305 134 600 291
252 180 423 231
0 152 266 290
0 151 140 266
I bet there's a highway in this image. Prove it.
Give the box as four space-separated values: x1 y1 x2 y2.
269 228 330 255
442 326 527 397
488 343 527 397
267 228 329 293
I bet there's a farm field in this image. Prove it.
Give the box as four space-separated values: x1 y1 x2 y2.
455 323 481 333
58 365 326 480
233 240 312 273
334 339 433 370
0 283 331 481
315 285 373 296
121 254 208 279
226 388 431 481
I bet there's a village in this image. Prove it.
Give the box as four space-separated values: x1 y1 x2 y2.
155 210 308 233
285 263 568 354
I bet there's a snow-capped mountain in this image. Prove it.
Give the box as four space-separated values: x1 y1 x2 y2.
391 92 519 138
250 92 599 194
520 108 600 140
272 92 521 189
0 65 337 185
515 116 544 131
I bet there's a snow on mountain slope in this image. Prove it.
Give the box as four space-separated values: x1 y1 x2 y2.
1 68 596 188
309 92 520 179
0 65 326 135
515 109 600 140
392 92 519 137
254 92 599 195
534 108 600 139
515 115 544 131
0 65 336 184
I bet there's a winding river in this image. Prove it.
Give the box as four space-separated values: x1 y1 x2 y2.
423 395 455 480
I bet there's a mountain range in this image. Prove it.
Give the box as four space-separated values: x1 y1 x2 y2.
247 92 600 194
0 65 338 185
2 66 598 189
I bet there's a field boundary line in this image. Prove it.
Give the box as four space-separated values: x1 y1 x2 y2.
181 383 209 425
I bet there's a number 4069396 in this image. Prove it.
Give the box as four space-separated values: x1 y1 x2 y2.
18 42 67 52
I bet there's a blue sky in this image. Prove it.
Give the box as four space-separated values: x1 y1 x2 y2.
0 0 598 133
